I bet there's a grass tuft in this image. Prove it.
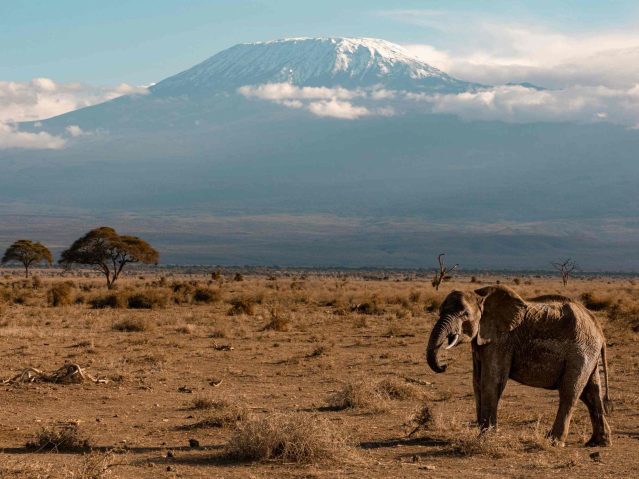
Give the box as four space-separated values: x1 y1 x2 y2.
225 413 348 464
112 317 151 332
26 423 92 453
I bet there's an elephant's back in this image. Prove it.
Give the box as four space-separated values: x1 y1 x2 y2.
510 301 604 389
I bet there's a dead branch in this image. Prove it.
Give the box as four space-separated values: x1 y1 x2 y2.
432 253 458 290
2 363 108 385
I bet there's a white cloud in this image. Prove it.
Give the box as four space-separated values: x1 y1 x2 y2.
238 83 360 101
0 77 148 124
0 77 148 149
65 125 86 137
0 122 66 149
308 100 370 119
408 84 639 126
238 83 394 119
380 9 639 90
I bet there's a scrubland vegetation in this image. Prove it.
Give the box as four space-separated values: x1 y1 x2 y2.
0 268 637 478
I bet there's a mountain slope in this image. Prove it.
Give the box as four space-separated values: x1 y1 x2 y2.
151 37 482 95
4 37 639 269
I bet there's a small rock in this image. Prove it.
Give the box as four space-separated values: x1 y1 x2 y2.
166 465 173 471
420 465 436 471
166 450 174 458
189 438 200 448
590 451 602 462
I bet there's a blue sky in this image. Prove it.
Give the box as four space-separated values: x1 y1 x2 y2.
3 0 639 85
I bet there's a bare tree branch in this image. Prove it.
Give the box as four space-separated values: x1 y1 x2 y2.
551 258 578 286
432 253 459 290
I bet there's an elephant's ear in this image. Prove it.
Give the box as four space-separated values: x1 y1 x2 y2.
475 286 526 345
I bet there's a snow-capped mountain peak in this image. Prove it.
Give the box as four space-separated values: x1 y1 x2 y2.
151 37 480 95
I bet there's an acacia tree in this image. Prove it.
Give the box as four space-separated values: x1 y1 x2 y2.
2 240 53 278
552 258 578 287
59 227 159 289
431 253 458 290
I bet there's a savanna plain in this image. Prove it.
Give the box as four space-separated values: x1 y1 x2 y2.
0 270 637 478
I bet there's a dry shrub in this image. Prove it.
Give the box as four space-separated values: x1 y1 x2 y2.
423 295 441 313
227 296 256 316
112 317 150 332
517 421 557 453
26 423 92 452
375 377 420 400
184 404 249 429
190 396 230 410
90 293 126 309
262 307 290 331
580 292 612 311
209 327 227 338
405 402 475 438
31 275 43 289
193 287 223 304
408 405 555 459
47 281 76 307
11 290 33 305
451 428 513 458
126 289 169 309
172 281 196 304
350 297 384 315
73 451 118 479
176 323 196 334
325 380 389 412
407 404 435 436
233 272 244 282
225 413 348 464
0 286 12 303
607 300 639 332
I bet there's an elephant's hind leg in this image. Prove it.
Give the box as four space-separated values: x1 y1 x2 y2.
550 359 596 446
580 368 612 447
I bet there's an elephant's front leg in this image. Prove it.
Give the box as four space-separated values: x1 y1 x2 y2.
472 349 481 425
478 346 511 431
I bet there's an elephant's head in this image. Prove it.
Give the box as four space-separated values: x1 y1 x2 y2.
426 285 527 373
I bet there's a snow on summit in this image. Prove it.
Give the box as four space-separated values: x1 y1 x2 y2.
152 37 481 95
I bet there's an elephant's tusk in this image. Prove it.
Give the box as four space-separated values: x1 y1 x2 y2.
445 333 460 350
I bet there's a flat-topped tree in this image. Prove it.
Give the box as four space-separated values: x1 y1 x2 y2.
59 227 159 289
2 240 53 277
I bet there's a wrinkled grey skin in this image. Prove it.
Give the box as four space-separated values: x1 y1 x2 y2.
426 285 611 447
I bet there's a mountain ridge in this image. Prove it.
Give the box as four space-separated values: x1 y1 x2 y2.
150 37 484 96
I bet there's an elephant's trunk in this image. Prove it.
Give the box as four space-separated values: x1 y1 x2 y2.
426 316 457 373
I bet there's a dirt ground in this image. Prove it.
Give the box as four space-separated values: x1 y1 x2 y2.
0 271 637 478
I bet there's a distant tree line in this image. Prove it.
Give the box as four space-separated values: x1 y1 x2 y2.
1 227 158 288
1 231 577 290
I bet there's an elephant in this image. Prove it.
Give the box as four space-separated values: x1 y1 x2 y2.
425 285 612 447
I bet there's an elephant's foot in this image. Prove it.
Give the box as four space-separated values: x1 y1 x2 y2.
545 432 565 448
585 435 611 447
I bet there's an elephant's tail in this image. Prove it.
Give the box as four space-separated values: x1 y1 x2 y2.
601 342 613 415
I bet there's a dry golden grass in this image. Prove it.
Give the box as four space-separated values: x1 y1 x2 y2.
26 423 92 453
0 269 636 478
46 281 76 307
224 413 349 464
183 403 250 429
112 317 151 332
